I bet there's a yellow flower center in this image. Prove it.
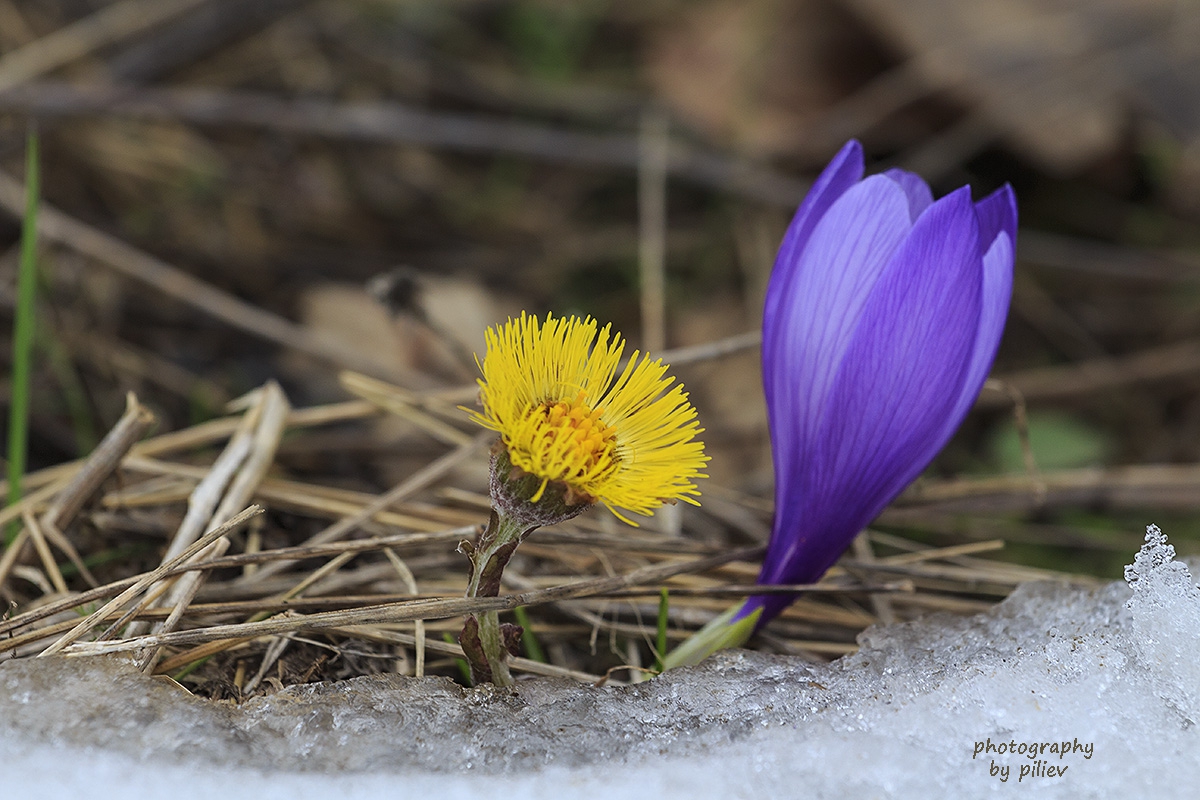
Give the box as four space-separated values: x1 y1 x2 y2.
523 391 618 501
467 312 707 523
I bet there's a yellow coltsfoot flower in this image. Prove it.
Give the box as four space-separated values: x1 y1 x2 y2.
459 312 708 686
469 311 708 525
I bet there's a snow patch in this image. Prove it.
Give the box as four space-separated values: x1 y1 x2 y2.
5 525 1200 798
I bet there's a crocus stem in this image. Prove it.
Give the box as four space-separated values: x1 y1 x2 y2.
660 602 761 670
460 509 529 686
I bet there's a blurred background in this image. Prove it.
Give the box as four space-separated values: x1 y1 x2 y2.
5 0 1200 615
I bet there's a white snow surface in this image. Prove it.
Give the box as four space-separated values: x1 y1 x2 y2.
6 524 1200 799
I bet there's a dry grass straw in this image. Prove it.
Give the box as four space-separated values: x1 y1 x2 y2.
0 357 1103 697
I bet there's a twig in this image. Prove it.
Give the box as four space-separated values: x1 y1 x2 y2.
0 525 478 640
157 395 261 565
137 386 289 670
135 401 379 459
0 480 66 546
656 330 761 367
241 632 291 695
234 430 491 584
898 463 1200 513
877 539 1005 565
851 534 895 625
979 338 1200 408
990 377 1048 507
338 371 475 447
59 546 762 656
330 625 611 685
20 509 66 595
41 393 153 519
577 581 914 598
36 505 264 656
21 393 154 588
382 548 425 678
0 81 810 207
0 525 30 598
638 109 669 354
838 558 1097 589
0 0 210 93
1018 229 1200 284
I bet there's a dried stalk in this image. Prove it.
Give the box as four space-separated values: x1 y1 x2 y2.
235 430 491 584
60 547 762 656
37 505 264 657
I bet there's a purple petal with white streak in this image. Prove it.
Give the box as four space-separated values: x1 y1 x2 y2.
974 183 1018 249
762 175 914 497
882 168 934 221
926 185 1016 449
763 140 864 403
752 187 985 622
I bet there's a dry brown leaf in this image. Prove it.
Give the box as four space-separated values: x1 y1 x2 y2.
644 0 878 157
845 0 1200 171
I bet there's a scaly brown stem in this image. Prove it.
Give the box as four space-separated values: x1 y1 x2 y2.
459 510 529 686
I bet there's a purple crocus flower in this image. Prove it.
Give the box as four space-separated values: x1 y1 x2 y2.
662 140 1016 669
743 139 1016 627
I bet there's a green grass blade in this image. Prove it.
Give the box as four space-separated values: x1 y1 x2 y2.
5 129 40 546
654 587 669 672
171 656 213 682
512 605 546 662
444 632 472 685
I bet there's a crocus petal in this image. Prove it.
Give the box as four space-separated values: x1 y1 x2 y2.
817 188 982 511
763 174 916 498
974 184 1019 250
773 140 865 277
938 231 1014 441
763 141 864 400
882 168 934 221
923 186 1016 450
758 188 983 601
